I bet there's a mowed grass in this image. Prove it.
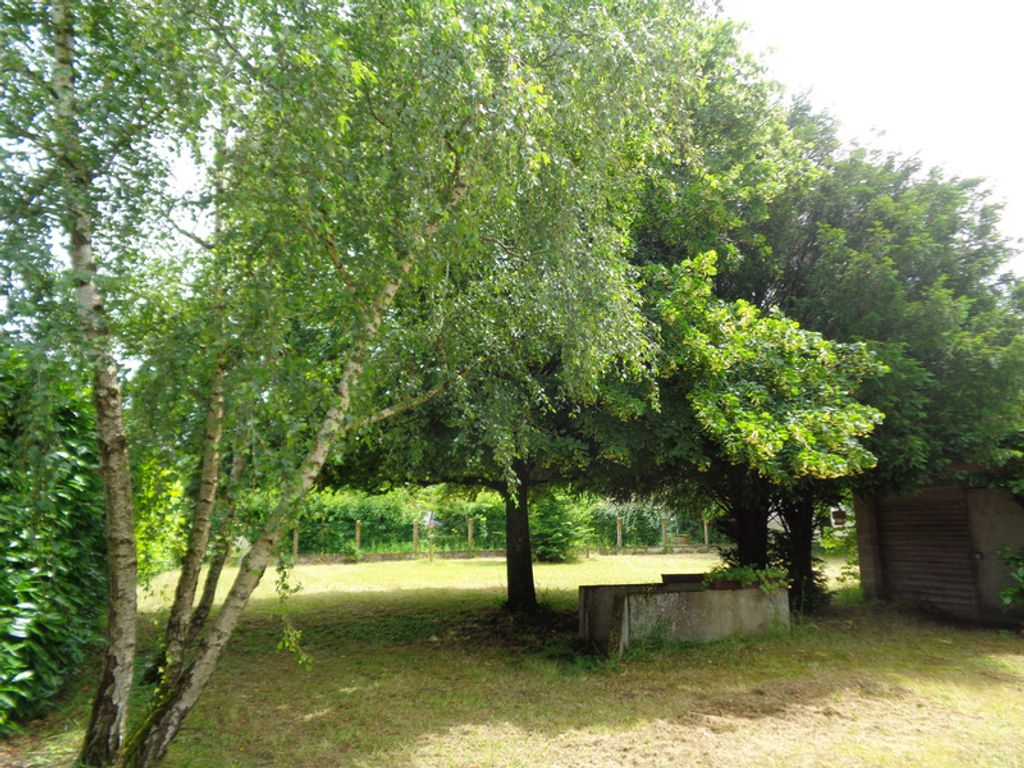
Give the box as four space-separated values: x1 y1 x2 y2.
8 554 1024 768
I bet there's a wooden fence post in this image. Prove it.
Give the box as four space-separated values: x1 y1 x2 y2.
616 517 623 550
292 528 299 561
661 518 669 549
413 521 420 556
703 517 710 549
355 519 361 550
467 516 474 553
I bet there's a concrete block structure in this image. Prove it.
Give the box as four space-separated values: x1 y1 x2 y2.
578 581 789 658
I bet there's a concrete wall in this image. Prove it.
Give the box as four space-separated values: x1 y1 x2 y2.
579 583 789 658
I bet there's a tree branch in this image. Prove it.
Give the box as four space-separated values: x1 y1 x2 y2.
168 217 216 251
344 375 452 435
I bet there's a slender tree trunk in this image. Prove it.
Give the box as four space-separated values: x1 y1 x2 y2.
121 354 360 767
160 364 227 684
50 5 137 764
118 129 467 767
184 453 243 648
503 468 537 613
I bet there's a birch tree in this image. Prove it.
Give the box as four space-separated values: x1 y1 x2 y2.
1 1 208 761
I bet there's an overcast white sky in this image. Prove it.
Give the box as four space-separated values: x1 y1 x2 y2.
719 0 1024 273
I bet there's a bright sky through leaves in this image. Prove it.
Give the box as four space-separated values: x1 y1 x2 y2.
721 0 1024 273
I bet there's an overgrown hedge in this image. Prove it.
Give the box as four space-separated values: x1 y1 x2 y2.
295 488 507 553
0 345 106 733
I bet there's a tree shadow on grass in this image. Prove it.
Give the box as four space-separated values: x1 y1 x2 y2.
10 585 1024 768
160 587 1024 767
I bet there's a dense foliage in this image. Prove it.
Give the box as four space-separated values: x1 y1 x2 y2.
0 343 105 732
625 93 1024 609
1000 547 1024 610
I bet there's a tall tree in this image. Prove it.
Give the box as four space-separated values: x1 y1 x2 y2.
715 104 1024 491
121 0 714 759
1 2 206 761
637 88 1024 604
583 256 884 577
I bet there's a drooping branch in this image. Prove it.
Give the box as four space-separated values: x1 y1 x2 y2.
121 178 470 768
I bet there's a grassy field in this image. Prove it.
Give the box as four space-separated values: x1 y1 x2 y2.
6 554 1024 768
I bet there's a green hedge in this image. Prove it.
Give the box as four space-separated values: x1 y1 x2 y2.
295 489 507 554
590 500 713 548
291 488 717 558
1 345 106 733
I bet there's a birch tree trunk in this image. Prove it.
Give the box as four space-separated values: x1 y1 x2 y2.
122 353 365 767
160 363 227 683
50 4 138 765
120 143 466 766
186 451 246 647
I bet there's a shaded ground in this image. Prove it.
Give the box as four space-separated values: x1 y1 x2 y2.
6 555 1024 767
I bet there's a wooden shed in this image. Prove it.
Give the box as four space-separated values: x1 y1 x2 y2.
855 483 1024 624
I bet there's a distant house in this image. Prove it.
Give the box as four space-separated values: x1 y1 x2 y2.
855 481 1024 624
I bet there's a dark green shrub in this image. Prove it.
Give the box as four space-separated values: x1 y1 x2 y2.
530 492 593 563
0 344 106 733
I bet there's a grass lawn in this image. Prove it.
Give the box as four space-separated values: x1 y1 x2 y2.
6 554 1024 768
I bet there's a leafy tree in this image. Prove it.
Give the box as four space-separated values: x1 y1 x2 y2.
330 361 612 610
634 93 1024 610
1 2 212 761
716 110 1024 603
582 255 884 597
718 106 1024 492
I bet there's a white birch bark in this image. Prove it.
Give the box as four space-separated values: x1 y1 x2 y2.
160 363 227 683
51 4 138 765
122 156 467 768
186 450 246 647
123 349 367 768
